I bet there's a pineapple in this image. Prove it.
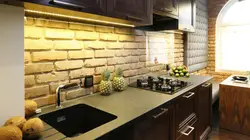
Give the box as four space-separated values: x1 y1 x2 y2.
113 68 126 91
100 69 113 95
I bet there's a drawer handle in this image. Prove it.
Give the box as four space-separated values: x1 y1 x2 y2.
127 15 143 22
181 126 194 136
202 83 211 88
183 92 195 99
153 108 168 119
50 0 85 9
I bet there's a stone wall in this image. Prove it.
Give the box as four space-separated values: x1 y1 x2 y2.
24 17 184 107
207 0 231 81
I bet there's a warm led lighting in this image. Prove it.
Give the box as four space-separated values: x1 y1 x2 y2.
24 9 135 27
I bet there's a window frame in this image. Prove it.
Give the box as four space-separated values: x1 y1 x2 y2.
215 0 250 72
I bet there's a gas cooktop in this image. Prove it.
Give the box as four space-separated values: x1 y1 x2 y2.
129 76 192 95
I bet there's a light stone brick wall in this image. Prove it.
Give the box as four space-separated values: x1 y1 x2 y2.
24 17 184 107
207 0 229 82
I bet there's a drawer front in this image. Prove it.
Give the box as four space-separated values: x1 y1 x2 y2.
176 114 197 140
175 89 197 128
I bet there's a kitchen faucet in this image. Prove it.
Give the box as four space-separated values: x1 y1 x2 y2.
55 82 80 108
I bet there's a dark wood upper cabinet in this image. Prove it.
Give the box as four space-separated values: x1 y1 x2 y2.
24 0 106 15
134 105 173 140
178 0 196 32
107 0 153 25
154 0 178 19
51 0 106 14
24 0 196 31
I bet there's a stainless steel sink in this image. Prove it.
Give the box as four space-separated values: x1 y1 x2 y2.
39 104 117 137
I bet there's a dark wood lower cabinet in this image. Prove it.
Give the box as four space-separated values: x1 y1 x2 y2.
134 105 173 140
197 83 212 140
99 83 212 140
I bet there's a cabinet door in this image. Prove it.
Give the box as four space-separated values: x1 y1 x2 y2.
178 0 196 32
154 0 178 18
24 0 106 15
107 0 153 24
197 83 212 140
134 106 173 140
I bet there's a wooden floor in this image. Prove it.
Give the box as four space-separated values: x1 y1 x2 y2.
208 128 250 140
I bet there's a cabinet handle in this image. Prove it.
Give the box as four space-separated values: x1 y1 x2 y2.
202 83 211 88
183 92 195 99
127 15 143 22
153 108 168 119
181 126 195 136
50 0 85 9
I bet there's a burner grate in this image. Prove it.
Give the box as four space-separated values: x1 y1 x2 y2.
129 76 192 95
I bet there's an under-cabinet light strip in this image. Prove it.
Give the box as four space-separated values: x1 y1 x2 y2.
24 9 135 27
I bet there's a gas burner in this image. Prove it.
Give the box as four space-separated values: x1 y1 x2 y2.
129 76 192 95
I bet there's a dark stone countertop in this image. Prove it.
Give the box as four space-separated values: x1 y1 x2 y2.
36 74 212 140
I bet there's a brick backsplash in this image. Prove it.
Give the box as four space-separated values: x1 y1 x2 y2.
24 17 184 107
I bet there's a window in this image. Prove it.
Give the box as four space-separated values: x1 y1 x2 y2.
147 33 168 64
216 0 250 71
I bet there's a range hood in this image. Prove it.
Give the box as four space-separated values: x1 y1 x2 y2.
137 14 179 31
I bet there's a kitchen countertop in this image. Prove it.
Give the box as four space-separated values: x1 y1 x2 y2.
220 75 250 88
36 74 212 140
